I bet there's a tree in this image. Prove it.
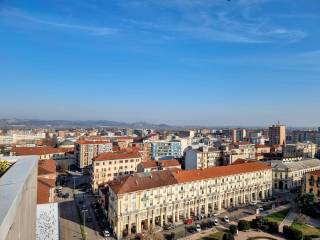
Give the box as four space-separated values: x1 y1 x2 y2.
266 221 279 233
250 217 264 229
229 224 238 235
223 232 235 240
283 225 303 240
238 220 250 231
0 160 10 176
291 228 303 240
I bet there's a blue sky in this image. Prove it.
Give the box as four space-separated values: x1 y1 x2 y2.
0 0 319 126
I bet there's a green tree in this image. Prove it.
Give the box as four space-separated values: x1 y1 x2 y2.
223 232 235 240
238 220 250 231
229 224 238 235
266 221 279 233
0 160 10 175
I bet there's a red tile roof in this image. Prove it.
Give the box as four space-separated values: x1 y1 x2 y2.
93 150 141 161
12 146 70 156
109 162 271 194
140 161 158 168
141 160 180 169
37 177 55 204
108 170 178 194
38 159 56 176
172 162 270 183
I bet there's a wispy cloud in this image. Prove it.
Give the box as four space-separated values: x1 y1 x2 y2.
119 0 307 43
0 7 117 36
0 1 308 43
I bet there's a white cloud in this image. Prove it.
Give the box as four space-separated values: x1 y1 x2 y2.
0 7 117 36
120 0 306 43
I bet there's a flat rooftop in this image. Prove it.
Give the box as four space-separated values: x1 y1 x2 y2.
0 155 39 240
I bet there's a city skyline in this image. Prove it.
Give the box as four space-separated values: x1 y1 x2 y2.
1 0 320 126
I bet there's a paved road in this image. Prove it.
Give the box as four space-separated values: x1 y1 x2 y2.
59 199 82 240
58 175 107 240
279 210 298 233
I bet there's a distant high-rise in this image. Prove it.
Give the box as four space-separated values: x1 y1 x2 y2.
269 124 286 146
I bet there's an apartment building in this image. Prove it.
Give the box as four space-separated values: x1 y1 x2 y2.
272 158 320 191
112 136 134 150
10 146 74 167
292 130 320 145
283 142 317 159
130 143 150 162
231 129 247 142
222 142 256 165
255 145 271 160
269 124 286 146
92 150 142 191
75 140 112 168
0 132 46 145
106 162 272 239
185 147 221 169
147 140 182 160
137 160 181 172
304 170 320 198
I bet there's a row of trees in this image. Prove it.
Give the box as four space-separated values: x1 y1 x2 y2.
237 218 279 234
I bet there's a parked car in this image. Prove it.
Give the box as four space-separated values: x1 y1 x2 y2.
56 186 63 193
196 224 201 232
102 230 110 237
224 216 229 223
187 226 196 233
214 218 219 225
184 219 193 225
250 201 258 206
207 220 214 228
200 222 208 230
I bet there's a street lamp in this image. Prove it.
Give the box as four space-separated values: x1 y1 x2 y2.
73 176 77 196
82 209 88 237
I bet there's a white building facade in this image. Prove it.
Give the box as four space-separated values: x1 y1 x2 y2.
106 162 272 239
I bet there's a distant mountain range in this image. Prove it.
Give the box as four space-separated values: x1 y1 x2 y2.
0 119 315 130
0 119 175 129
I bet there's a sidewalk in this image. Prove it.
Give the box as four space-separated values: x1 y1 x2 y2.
178 228 223 240
279 210 298 233
235 230 285 240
